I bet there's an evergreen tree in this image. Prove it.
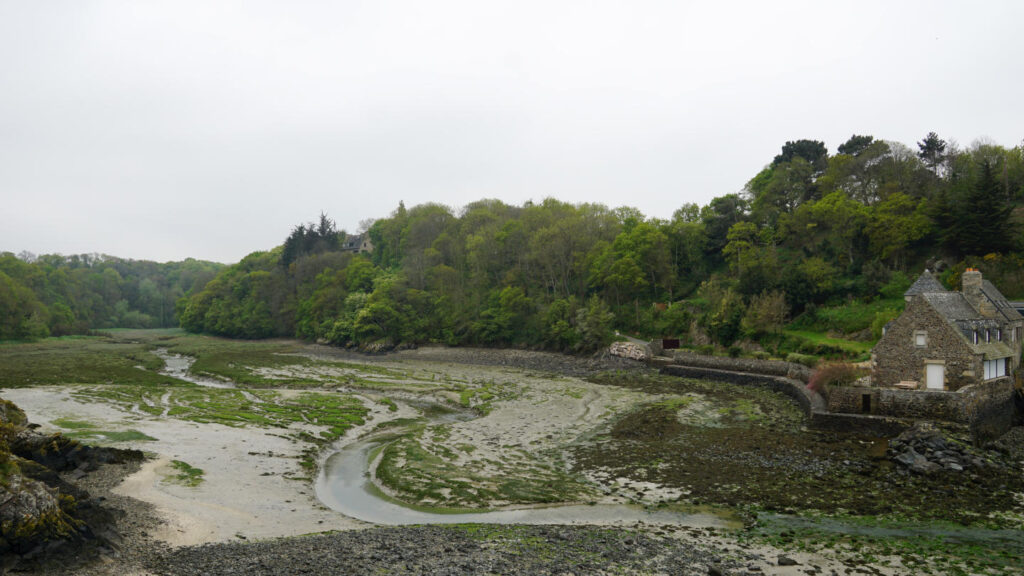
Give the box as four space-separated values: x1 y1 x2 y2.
952 161 1013 255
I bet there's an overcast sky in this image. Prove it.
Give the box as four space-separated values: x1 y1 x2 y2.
2 1 1021 263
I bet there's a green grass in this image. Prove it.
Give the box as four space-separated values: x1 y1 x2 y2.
165 460 204 487
782 329 874 357
789 298 904 335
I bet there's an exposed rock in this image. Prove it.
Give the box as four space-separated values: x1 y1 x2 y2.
888 422 998 475
0 398 28 426
609 341 649 361
11 428 143 473
0 462 81 556
0 396 144 570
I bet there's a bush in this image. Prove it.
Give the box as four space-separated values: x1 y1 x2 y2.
807 362 862 396
786 353 819 368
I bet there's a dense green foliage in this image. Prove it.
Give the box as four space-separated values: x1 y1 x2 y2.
0 252 222 340
176 135 1024 354
8 134 1022 354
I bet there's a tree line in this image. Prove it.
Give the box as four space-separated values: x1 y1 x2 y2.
176 134 1024 354
5 133 1022 352
0 252 222 340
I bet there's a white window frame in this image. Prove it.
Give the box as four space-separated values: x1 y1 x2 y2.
914 331 927 348
983 358 1008 380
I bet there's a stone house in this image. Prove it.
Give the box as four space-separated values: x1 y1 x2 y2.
341 233 374 254
872 269 1022 391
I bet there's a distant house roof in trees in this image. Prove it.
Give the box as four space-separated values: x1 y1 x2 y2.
904 270 946 297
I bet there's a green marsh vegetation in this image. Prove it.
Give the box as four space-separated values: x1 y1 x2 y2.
742 513 1024 575
165 460 205 487
51 418 157 443
375 426 592 509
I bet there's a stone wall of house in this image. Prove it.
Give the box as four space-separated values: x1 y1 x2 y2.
668 351 813 382
828 386 966 421
828 378 1017 443
872 297 979 390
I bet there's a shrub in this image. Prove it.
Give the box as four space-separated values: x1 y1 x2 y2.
807 362 862 396
786 353 819 368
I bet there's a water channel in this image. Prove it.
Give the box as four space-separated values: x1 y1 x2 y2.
315 405 735 528
153 348 236 389
153 349 735 527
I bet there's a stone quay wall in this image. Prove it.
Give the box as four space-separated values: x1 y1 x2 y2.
660 364 914 437
668 351 814 382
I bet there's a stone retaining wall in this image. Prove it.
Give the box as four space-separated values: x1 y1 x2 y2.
660 364 914 437
668 351 813 382
827 377 1015 439
660 365 822 417
808 412 911 437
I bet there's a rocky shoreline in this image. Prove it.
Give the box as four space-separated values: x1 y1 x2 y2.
147 525 751 576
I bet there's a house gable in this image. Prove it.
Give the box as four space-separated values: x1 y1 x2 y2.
873 295 978 390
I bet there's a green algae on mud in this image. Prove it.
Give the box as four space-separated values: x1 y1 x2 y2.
72 385 368 441
374 425 592 508
743 512 1024 575
165 460 205 488
575 372 1024 527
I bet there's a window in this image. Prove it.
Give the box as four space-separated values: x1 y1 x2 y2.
997 329 1002 342
986 329 991 343
983 358 1008 380
914 331 927 347
973 331 978 344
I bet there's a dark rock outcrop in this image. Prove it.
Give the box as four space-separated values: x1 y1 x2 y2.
0 397 144 570
888 422 995 475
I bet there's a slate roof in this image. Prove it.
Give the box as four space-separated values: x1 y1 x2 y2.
904 270 946 297
981 280 1023 322
918 292 1012 360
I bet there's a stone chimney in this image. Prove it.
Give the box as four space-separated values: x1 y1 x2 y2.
962 268 996 317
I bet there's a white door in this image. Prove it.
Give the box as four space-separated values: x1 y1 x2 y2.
926 364 945 390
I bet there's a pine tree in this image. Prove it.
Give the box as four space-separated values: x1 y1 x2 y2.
952 161 1013 256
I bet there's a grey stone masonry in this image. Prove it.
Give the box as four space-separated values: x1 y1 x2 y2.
873 295 979 390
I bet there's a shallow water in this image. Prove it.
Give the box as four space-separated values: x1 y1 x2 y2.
315 426 735 528
153 348 235 389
